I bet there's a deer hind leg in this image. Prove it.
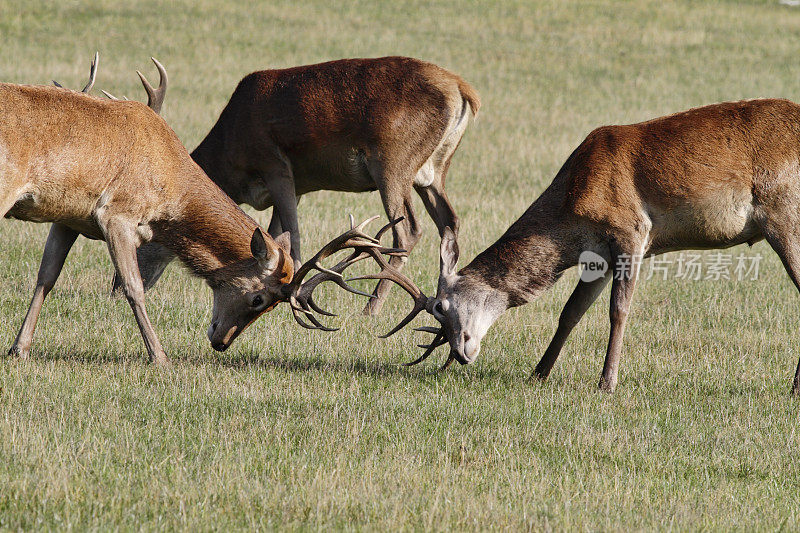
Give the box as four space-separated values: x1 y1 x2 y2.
364 168 422 316
111 241 176 295
102 217 168 365
415 158 459 238
414 101 471 238
757 217 800 394
9 224 79 358
533 271 612 382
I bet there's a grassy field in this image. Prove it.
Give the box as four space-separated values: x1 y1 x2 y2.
2 0 800 530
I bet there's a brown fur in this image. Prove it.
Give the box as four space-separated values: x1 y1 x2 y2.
1 84 291 362
446 98 800 393
134 56 480 315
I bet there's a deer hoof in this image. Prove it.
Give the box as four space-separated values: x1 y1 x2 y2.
598 377 617 394
151 353 170 366
7 345 28 359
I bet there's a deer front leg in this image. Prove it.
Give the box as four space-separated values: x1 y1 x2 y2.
103 218 168 365
532 272 611 382
264 173 301 270
111 241 176 294
598 250 642 393
9 224 79 358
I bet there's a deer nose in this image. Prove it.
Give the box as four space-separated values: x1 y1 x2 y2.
207 321 219 341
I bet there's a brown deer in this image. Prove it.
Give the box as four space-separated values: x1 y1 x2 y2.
367 98 800 394
119 56 480 315
1 63 396 364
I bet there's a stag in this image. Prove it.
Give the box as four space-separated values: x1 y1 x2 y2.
117 56 480 315
1 60 397 363
372 98 800 394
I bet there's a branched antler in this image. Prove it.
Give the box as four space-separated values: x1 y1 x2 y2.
136 57 168 113
281 216 405 331
345 233 454 369
53 52 98 93
105 58 167 112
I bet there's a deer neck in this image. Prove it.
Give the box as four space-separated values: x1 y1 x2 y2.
154 167 259 284
460 191 582 308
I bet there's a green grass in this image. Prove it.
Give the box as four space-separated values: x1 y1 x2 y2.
2 0 800 529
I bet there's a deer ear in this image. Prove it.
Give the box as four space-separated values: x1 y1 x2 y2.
272 246 293 283
250 228 271 261
274 231 292 256
439 226 459 277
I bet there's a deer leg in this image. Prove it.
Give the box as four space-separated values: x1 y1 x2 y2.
111 241 176 295
263 172 301 270
103 218 168 365
267 195 302 238
415 143 461 237
532 272 611 381
759 225 800 394
599 248 643 393
8 224 79 358
415 181 459 237
364 191 422 316
267 208 283 236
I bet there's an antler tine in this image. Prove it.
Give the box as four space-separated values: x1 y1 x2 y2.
137 57 168 113
439 353 456 371
53 52 98 93
101 90 128 101
403 328 446 366
347 247 421 299
81 52 99 93
344 246 431 338
285 216 401 331
289 304 338 332
305 295 335 317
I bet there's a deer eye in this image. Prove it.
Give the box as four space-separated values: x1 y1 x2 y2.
252 295 264 308
434 301 444 315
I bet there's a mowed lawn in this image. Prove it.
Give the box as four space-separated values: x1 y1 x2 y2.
2 0 800 529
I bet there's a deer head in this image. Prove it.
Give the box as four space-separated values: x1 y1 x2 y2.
207 217 402 351
206 228 293 351
357 227 507 368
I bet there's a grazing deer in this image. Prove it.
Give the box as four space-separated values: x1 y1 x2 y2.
369 98 800 394
120 56 480 315
1 62 394 364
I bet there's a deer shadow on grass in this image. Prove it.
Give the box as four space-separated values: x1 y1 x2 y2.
3 348 148 366
208 348 520 385
2 344 533 387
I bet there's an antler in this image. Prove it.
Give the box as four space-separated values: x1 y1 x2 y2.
101 90 128 101
346 243 434 339
282 216 405 331
53 52 98 93
344 233 454 370
136 57 168 113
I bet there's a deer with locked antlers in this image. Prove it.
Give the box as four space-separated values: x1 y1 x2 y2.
112 56 480 316
1 57 398 363
371 98 800 395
